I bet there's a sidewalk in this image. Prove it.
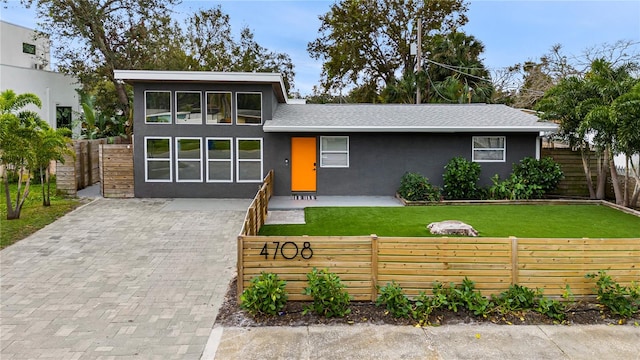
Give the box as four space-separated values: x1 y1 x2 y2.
210 323 640 360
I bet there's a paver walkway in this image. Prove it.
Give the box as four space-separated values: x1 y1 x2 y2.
1 198 247 359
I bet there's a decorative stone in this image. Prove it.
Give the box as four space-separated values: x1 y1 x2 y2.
427 220 478 237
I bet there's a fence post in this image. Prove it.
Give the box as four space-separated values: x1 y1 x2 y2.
371 234 378 302
237 236 244 302
510 236 519 285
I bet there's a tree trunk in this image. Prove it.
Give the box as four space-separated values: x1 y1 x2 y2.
623 155 630 207
607 147 623 205
630 160 640 207
3 175 18 220
596 149 608 200
112 75 132 137
45 167 51 207
40 166 47 206
579 143 596 199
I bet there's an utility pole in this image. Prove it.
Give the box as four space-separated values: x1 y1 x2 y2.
416 18 422 104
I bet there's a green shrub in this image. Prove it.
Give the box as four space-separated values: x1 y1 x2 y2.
535 291 566 322
303 268 351 318
586 270 640 318
397 172 441 202
413 290 446 323
492 284 538 313
489 174 541 200
240 272 288 316
376 281 413 318
443 157 482 199
488 157 564 200
513 157 564 198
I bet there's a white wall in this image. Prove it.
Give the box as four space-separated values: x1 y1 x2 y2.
0 64 80 132
0 20 50 70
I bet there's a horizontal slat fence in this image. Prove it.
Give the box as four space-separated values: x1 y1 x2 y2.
238 235 640 301
240 236 373 301
517 238 640 296
541 148 597 198
99 144 134 198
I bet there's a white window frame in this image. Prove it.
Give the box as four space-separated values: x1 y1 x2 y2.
205 91 232 125
236 138 263 183
320 136 349 168
175 137 203 182
144 90 172 124
236 92 263 126
472 136 506 162
144 137 172 182
175 91 203 125
206 137 233 183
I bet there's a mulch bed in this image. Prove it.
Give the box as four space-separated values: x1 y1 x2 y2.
215 277 640 327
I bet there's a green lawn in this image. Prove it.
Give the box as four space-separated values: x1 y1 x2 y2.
0 181 81 249
259 205 640 238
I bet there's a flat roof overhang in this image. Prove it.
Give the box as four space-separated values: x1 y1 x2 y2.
113 70 288 103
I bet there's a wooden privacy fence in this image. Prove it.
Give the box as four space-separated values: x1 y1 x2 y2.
237 235 640 301
239 170 274 236
99 144 134 198
57 137 126 196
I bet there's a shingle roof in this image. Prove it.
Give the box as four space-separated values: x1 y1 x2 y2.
264 103 557 133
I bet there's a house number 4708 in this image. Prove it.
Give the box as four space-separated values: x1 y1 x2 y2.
260 241 313 260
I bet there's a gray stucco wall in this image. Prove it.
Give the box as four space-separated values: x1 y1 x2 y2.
265 132 539 196
132 82 275 198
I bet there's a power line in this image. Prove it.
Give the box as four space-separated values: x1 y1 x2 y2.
424 58 494 83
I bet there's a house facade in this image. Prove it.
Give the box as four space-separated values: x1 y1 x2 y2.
115 70 558 198
0 20 80 132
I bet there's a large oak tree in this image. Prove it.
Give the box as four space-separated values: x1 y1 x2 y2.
308 0 469 93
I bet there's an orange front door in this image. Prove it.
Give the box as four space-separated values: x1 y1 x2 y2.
291 137 317 192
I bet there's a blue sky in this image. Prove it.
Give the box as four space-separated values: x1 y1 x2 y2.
2 0 639 95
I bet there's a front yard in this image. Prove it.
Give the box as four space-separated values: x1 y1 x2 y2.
0 181 82 249
259 204 640 238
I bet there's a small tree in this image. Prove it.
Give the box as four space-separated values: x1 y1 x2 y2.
33 126 74 206
0 90 43 219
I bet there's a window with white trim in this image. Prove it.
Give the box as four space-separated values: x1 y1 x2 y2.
236 138 263 182
320 136 349 167
236 92 262 124
176 91 202 124
472 136 506 162
145 137 172 182
206 137 233 182
145 91 171 123
175 137 202 182
206 92 232 124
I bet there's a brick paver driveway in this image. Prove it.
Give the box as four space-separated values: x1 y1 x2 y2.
1 198 248 359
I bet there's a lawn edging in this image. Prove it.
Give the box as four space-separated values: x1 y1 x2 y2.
395 194 640 218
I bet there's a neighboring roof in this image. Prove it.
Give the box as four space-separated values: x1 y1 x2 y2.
264 103 558 133
113 70 288 103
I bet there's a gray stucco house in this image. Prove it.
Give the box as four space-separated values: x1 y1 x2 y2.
114 70 557 198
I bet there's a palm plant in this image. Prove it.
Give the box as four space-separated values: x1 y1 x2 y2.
0 90 44 219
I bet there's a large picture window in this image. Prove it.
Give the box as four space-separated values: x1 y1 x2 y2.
320 136 349 168
206 138 233 182
176 91 202 124
236 138 263 182
145 137 172 182
145 91 171 123
206 92 232 124
472 136 506 162
236 93 262 124
175 137 202 182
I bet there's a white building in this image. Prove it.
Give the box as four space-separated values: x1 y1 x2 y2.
0 20 80 131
